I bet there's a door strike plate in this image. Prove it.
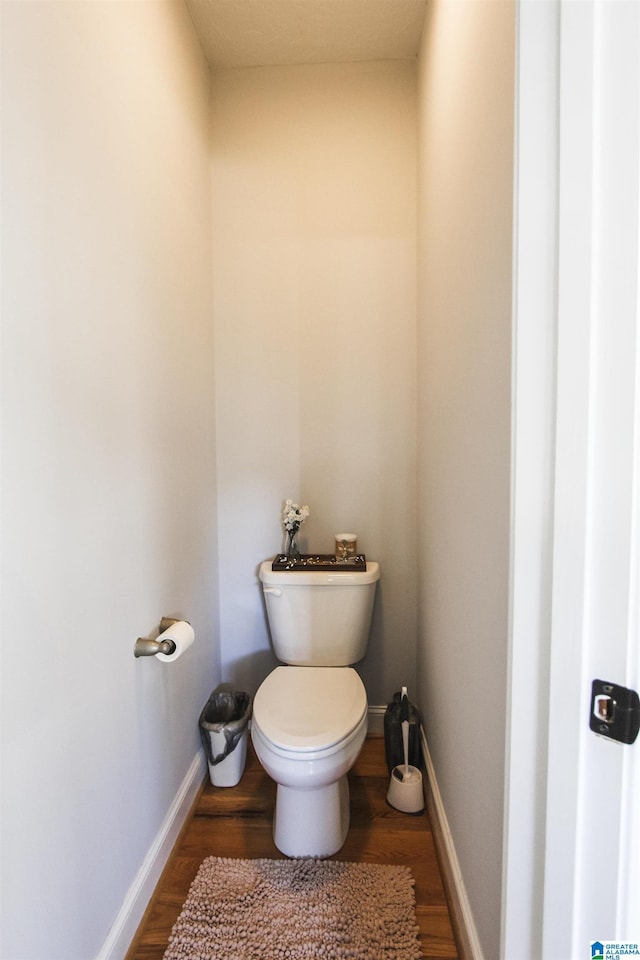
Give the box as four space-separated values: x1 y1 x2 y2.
590 679 640 745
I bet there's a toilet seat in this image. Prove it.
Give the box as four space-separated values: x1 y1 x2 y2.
252 666 367 754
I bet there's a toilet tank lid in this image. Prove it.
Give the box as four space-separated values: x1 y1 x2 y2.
259 560 380 586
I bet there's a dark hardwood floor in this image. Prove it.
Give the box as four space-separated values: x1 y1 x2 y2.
126 736 459 960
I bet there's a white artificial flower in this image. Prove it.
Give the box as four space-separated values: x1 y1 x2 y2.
282 500 310 531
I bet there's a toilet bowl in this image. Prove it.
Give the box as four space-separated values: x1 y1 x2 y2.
251 665 368 858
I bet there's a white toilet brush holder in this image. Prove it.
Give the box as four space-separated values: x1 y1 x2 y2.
386 763 424 813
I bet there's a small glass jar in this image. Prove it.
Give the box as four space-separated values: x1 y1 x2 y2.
335 533 357 561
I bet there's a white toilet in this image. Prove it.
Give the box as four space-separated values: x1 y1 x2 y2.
252 559 380 858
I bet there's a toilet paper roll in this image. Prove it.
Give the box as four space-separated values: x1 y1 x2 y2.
156 620 194 662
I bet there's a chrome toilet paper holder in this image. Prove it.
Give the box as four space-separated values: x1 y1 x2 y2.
134 617 180 658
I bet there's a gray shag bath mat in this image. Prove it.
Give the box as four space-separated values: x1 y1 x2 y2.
163 856 422 959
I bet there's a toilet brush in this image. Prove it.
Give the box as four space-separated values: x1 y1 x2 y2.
400 686 410 781
386 686 424 813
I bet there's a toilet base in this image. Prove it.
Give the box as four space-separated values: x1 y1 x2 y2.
273 775 350 858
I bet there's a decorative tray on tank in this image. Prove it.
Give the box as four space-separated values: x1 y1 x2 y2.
271 553 367 571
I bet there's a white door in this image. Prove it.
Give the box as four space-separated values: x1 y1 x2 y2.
543 0 640 952
506 2 640 957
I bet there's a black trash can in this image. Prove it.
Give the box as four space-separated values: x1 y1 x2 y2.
199 687 252 787
383 690 422 773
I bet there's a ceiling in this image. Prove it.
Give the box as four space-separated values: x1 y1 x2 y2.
185 0 428 69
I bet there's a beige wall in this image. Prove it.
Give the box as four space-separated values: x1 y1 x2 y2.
0 3 217 957
416 2 515 956
211 60 418 703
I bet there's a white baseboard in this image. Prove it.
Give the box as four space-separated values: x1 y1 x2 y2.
367 704 386 736
420 728 484 960
95 751 206 960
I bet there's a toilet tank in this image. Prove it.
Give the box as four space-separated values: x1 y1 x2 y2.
259 560 380 666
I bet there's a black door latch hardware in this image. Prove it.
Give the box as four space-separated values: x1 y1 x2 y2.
590 679 640 745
